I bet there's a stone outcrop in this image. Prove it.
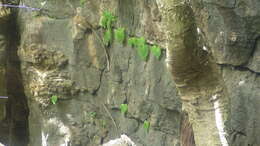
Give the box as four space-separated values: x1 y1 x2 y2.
0 0 259 146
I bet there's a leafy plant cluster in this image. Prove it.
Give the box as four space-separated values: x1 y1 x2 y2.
50 95 150 132
128 37 161 61
120 103 150 133
143 120 150 133
100 11 161 61
80 0 87 6
49 11 155 133
120 104 128 115
100 11 117 46
50 95 58 105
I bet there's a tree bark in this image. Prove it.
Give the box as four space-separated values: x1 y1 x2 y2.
158 0 230 145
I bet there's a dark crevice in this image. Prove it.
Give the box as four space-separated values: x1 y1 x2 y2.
204 2 236 9
217 63 260 75
92 68 105 95
180 113 196 146
4 9 29 146
239 35 260 67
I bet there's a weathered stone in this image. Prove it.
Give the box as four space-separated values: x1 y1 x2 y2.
103 134 136 146
0 0 259 145
248 38 260 72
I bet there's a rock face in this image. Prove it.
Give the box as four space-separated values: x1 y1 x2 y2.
15 0 181 145
190 0 260 145
0 0 259 146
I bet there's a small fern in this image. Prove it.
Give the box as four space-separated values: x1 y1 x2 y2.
128 37 138 47
143 120 150 133
89 112 97 118
120 104 128 115
100 11 116 29
99 11 162 62
128 37 149 61
80 0 86 6
150 45 161 59
103 29 112 46
50 95 58 105
137 43 149 61
100 11 116 46
114 28 125 44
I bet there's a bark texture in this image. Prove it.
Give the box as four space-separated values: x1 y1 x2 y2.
158 1 229 145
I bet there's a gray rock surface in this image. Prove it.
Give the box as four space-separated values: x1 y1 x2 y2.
0 0 259 145
191 0 260 145
15 0 181 145
191 0 260 66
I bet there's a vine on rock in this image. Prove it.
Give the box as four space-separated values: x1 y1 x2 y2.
100 11 162 61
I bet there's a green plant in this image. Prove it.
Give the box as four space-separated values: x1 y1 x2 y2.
98 11 162 62
120 104 128 115
114 28 125 44
127 37 138 47
100 11 116 46
80 0 87 6
89 112 97 118
128 37 149 61
103 28 112 46
143 120 150 133
50 95 58 105
101 120 107 128
150 45 161 59
100 11 116 29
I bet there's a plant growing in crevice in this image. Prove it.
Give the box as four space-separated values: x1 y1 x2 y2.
103 29 112 46
80 0 87 6
128 37 149 61
128 37 162 61
50 95 58 105
143 120 150 133
150 45 161 59
99 10 162 62
120 104 128 115
89 112 97 119
114 28 125 44
100 11 116 46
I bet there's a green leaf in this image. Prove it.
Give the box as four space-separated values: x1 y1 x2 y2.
120 104 128 114
103 29 112 46
138 37 146 44
143 120 150 133
51 95 58 105
150 45 161 59
137 43 149 61
100 11 116 29
89 112 97 118
128 37 138 47
114 28 125 44
128 37 149 61
80 0 86 6
100 15 108 28
136 38 149 61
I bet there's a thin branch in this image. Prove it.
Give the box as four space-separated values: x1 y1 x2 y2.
0 4 41 11
102 103 119 136
0 96 8 99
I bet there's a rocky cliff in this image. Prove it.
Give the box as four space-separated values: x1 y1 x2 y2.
0 0 259 146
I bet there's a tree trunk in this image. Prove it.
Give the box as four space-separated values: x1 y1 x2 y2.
159 1 230 145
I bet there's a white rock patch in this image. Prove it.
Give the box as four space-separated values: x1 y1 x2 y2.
103 134 136 146
212 95 229 146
